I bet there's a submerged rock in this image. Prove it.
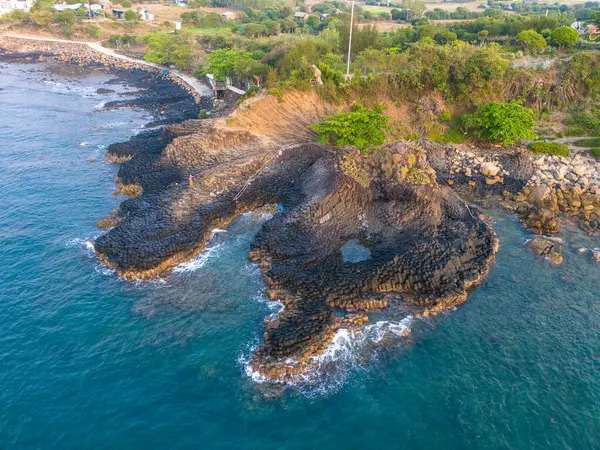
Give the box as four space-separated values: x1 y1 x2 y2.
94 127 498 381
525 238 563 264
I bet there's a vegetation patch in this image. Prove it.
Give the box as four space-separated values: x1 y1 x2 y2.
528 142 570 157
572 138 600 147
464 102 537 145
309 104 391 155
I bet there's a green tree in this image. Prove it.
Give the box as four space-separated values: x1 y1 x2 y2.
204 48 264 81
309 104 391 154
402 0 425 20
124 10 140 22
306 15 320 30
144 32 195 71
30 9 53 26
516 29 547 52
30 0 54 12
550 26 579 49
478 29 489 45
471 101 536 144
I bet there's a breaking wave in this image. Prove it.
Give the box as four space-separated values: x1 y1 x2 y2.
239 316 413 395
173 242 224 274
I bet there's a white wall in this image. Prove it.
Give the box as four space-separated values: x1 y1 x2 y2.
0 0 35 13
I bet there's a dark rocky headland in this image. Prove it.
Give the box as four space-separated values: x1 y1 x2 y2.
91 86 600 379
94 113 507 380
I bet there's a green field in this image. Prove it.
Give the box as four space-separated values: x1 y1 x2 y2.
186 26 233 35
363 5 394 14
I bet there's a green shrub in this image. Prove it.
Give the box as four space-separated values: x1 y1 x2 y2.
565 127 586 137
121 0 131 7
309 104 391 154
124 10 139 22
469 101 536 144
591 148 600 158
439 110 451 123
429 129 468 144
572 138 600 147
267 86 285 102
528 142 570 157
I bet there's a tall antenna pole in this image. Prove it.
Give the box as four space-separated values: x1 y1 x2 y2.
346 0 355 79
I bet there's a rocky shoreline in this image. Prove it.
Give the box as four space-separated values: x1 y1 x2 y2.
5 38 598 382
92 108 600 380
0 36 206 103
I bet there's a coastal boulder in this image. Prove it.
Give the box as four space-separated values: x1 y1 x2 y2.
525 238 563 264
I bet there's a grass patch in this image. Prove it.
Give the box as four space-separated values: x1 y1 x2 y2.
186 27 233 35
572 138 600 147
591 148 600 158
529 142 570 157
565 127 586 137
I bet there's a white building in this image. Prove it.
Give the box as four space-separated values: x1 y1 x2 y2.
0 0 35 14
53 3 86 12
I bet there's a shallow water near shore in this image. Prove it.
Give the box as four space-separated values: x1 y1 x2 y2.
1 62 600 449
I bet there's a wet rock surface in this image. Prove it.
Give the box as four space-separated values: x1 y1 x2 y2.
94 130 498 381
525 238 564 265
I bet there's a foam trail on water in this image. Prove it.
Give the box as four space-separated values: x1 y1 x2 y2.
240 316 413 393
173 242 223 273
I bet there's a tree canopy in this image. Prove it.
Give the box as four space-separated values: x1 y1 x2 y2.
516 29 547 51
201 48 267 81
309 104 391 154
550 26 579 48
469 101 536 144
144 32 195 71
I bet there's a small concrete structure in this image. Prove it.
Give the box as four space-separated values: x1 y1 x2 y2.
294 12 308 20
141 9 154 21
112 8 124 19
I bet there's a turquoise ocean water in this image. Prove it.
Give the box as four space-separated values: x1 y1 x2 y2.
0 62 599 449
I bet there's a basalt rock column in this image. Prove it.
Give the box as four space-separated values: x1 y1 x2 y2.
95 123 498 381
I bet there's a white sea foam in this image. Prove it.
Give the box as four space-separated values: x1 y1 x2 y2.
94 264 115 276
173 242 223 273
98 122 127 129
65 235 98 256
93 102 106 110
240 316 413 393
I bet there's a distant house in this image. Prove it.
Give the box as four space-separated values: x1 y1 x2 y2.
140 9 154 21
112 8 124 19
0 0 34 14
294 12 308 20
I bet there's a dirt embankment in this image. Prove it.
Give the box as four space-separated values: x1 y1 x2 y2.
223 90 344 142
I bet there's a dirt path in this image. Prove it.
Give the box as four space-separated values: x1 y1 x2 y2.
1 34 212 96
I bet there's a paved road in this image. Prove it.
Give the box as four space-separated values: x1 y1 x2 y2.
1 34 212 97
